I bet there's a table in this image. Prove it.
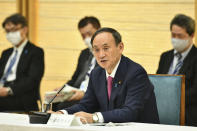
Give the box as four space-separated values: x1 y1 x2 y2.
0 113 197 131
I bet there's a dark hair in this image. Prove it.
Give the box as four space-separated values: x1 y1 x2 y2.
2 13 27 28
91 27 122 46
78 16 101 30
170 14 195 36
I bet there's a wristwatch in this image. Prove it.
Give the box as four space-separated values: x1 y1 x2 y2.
92 113 99 123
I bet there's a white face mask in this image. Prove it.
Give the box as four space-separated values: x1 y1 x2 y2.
171 38 189 52
84 37 92 50
6 31 22 46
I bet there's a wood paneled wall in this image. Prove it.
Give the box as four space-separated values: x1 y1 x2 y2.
0 0 16 53
17 0 39 45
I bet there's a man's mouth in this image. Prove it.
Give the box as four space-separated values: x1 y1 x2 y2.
100 60 107 63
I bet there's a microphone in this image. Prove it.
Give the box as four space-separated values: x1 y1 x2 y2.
44 84 67 112
29 84 67 124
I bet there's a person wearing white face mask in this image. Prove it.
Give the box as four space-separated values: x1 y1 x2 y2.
52 16 101 111
6 31 22 46
157 14 197 126
0 13 44 112
84 37 92 50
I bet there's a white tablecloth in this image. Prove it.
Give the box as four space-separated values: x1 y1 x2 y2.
0 113 197 131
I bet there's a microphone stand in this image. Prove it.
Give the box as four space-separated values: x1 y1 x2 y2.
29 84 67 124
44 84 66 112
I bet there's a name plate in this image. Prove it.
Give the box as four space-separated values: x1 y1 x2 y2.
47 114 75 127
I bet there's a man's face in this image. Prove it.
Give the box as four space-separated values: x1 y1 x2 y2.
4 22 27 47
92 32 124 74
79 23 98 40
171 24 193 45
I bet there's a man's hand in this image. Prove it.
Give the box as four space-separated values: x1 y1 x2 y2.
74 111 93 124
68 90 85 101
0 87 9 97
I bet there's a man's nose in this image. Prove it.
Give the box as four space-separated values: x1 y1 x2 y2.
99 50 105 58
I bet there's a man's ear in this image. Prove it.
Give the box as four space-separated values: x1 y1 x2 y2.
119 42 124 50
190 33 194 38
24 26 28 34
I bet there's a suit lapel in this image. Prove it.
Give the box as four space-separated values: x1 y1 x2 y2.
17 42 31 74
109 56 126 109
98 69 109 110
0 49 13 77
179 45 197 74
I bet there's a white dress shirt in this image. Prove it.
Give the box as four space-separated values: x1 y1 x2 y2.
3 39 28 82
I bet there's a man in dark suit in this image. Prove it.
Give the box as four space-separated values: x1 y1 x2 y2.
53 16 100 110
51 27 159 124
0 14 44 112
157 14 197 126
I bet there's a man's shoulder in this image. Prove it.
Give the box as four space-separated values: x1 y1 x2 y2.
121 55 146 74
81 48 89 52
186 45 197 60
2 47 13 53
191 45 197 54
80 48 90 55
159 49 174 59
25 41 44 53
161 49 174 55
1 47 13 57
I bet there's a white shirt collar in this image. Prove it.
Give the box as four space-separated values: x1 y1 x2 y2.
106 57 121 78
174 43 193 60
14 39 28 52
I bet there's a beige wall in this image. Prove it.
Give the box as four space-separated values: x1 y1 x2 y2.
38 0 195 100
0 0 16 53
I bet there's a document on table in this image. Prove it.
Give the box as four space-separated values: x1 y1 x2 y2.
47 114 83 127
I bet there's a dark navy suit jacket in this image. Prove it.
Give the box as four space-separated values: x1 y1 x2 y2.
65 55 159 123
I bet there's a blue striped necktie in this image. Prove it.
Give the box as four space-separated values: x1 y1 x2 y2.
173 52 183 75
0 50 18 84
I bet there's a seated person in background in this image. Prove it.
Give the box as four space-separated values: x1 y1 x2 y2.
52 16 100 110
50 27 160 124
157 14 197 126
0 13 44 112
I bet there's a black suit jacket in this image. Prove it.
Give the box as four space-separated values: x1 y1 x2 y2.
67 48 94 88
0 41 44 111
66 56 159 123
157 45 197 126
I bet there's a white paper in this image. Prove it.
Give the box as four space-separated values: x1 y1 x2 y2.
44 84 80 103
47 114 74 127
